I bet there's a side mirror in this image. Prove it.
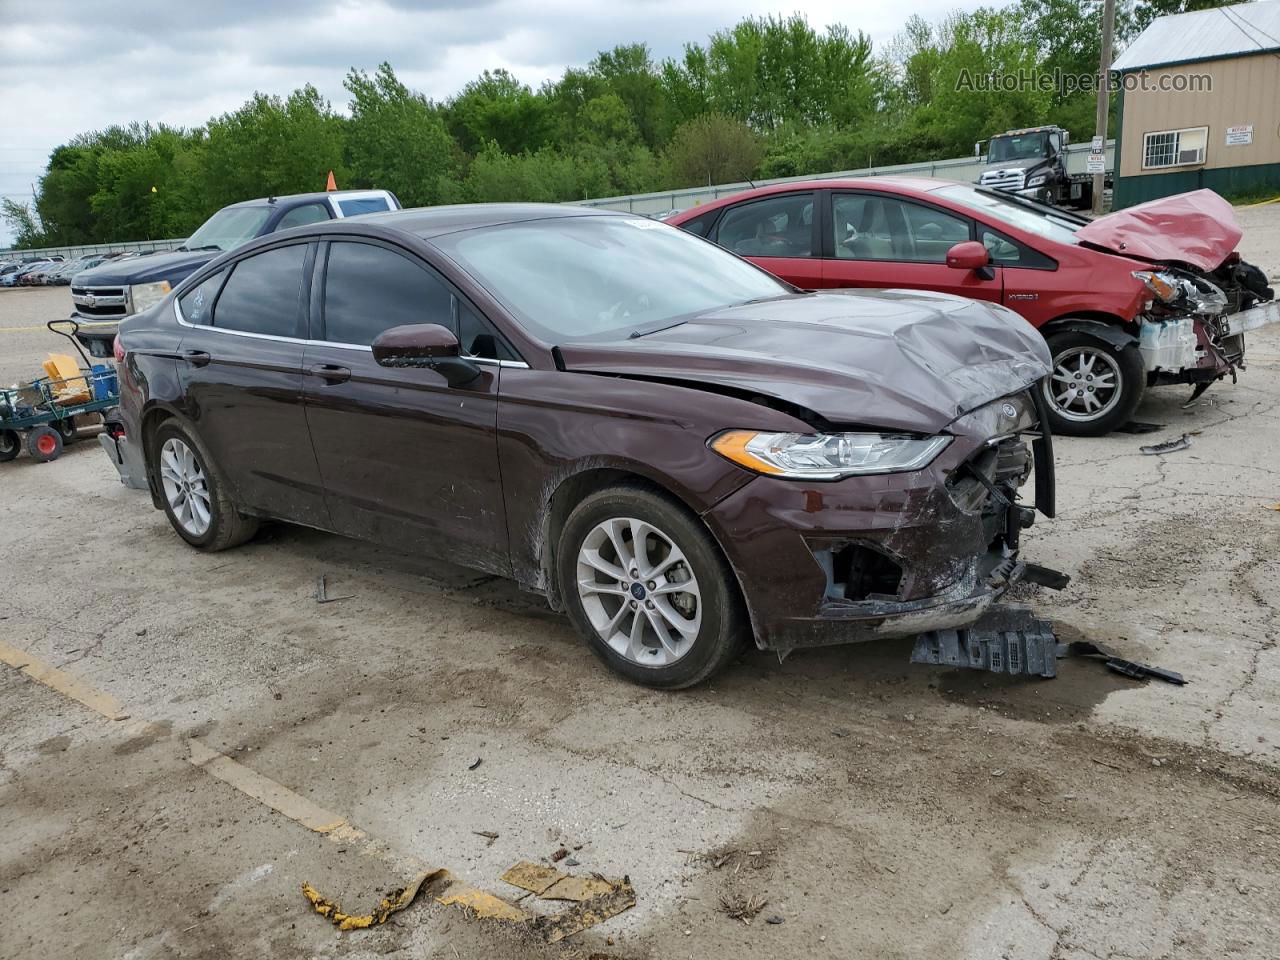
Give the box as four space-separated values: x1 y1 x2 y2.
371 323 480 387
946 241 991 271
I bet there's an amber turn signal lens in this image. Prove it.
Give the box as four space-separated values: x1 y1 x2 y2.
708 430 785 475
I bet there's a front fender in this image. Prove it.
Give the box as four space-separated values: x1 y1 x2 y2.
1042 318 1138 351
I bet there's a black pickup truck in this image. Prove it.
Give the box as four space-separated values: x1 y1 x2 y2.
69 189 400 356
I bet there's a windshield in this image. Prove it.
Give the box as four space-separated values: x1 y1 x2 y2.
988 133 1050 163
935 185 1081 245
433 215 790 342
181 205 273 252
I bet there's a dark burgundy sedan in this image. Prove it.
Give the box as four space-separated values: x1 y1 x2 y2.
103 204 1056 688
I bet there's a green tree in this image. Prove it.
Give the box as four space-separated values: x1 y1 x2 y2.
345 63 457 206
665 113 761 186
444 69 552 154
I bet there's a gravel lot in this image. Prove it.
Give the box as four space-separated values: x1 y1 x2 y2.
3 206 1279 960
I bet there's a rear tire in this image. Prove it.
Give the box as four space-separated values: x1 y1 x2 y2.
1041 331 1145 437
557 485 747 689
0 430 19 462
151 421 258 551
53 418 77 444
26 426 63 462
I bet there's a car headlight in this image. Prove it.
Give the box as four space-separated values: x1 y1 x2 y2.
1132 270 1179 303
709 430 951 479
128 280 172 313
1026 174 1047 187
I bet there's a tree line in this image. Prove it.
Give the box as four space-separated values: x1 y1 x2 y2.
3 0 1224 248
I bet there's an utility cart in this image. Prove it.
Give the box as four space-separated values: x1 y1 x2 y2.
0 320 119 463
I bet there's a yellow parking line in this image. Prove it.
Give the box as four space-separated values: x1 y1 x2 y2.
0 638 532 925
0 638 132 722
187 738 368 840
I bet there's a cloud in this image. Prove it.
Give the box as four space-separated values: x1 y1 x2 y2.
0 0 983 246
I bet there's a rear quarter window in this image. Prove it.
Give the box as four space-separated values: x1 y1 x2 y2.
178 271 226 325
337 197 391 216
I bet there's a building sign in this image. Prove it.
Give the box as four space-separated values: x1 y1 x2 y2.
1225 125 1253 146
1086 152 1107 174
1091 136 1105 152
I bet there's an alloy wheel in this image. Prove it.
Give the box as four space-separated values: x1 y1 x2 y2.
159 437 213 537
1043 345 1123 423
575 517 702 668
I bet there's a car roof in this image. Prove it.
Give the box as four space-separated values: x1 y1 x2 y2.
316 202 624 239
667 177 960 220
223 189 395 210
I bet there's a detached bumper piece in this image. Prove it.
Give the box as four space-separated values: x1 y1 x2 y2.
911 604 1059 678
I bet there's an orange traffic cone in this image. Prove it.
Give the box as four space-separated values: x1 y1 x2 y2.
325 170 337 191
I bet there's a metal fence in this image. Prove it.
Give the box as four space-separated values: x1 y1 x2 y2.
0 237 184 262
1 140 1115 258
575 141 1115 215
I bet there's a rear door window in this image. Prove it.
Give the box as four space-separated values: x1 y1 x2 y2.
276 203 331 230
212 244 308 338
715 193 814 257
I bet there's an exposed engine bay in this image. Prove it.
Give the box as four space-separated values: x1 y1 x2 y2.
1134 254 1274 388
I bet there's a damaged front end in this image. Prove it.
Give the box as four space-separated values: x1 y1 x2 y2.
1133 258 1273 389
705 388 1059 656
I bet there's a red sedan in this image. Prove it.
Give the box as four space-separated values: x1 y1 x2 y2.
669 179 1273 436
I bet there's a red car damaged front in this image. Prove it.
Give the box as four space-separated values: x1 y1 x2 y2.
1075 189 1272 398
670 183 1275 436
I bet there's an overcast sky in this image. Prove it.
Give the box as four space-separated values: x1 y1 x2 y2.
0 0 986 247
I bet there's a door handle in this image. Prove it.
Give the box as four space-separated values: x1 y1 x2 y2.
182 349 211 367
307 363 351 384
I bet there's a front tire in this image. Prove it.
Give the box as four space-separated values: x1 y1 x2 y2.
1041 331 1145 436
151 421 258 551
557 485 747 689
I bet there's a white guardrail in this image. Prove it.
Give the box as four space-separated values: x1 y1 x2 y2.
1 141 1115 258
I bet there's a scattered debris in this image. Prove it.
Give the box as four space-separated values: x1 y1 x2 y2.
500 860 615 902
541 874 616 902
314 574 353 604
1140 433 1192 455
1117 421 1165 434
911 604 1059 678
719 893 768 924
1064 640 1187 685
1267 503 1280 512
502 860 564 896
564 858 581 867
550 846 569 862
468 757 483 771
438 887 529 922
765 915 785 925
473 830 499 846
534 877 636 943
1091 756 1126 772
301 869 446 931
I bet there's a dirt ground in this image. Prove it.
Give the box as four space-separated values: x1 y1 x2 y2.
3 206 1279 960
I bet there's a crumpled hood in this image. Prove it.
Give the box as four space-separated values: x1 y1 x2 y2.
558 289 1051 434
1076 189 1242 271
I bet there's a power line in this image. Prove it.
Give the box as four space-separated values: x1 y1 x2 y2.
1217 5 1280 61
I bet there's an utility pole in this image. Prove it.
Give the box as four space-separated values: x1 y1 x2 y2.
1092 0 1116 215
